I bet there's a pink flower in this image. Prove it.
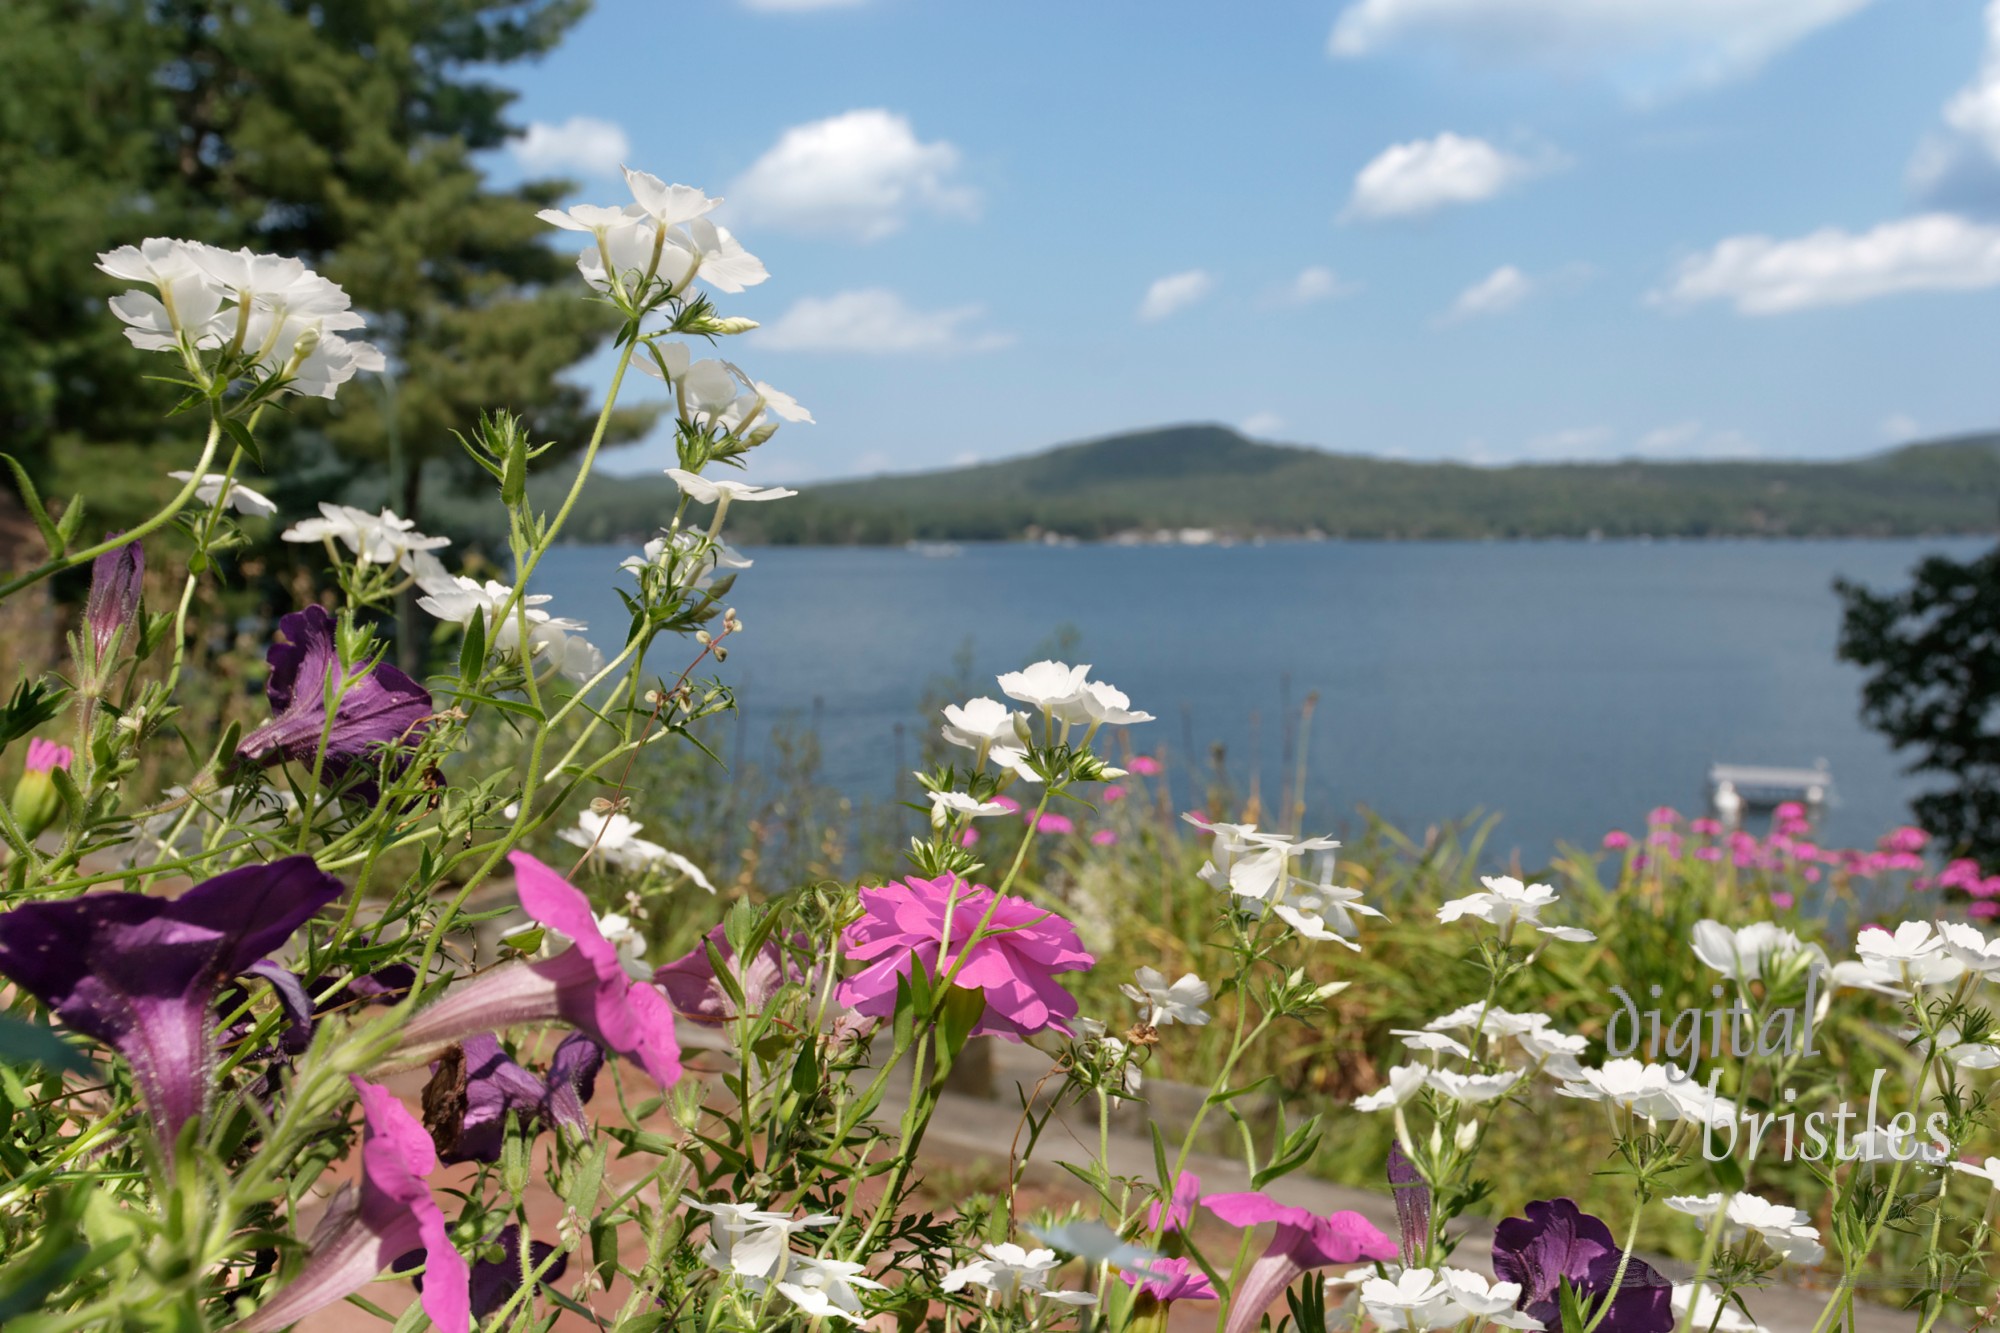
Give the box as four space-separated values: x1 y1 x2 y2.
1647 830 1682 856
957 827 980 847
1979 877 2000 900
1129 755 1163 776
25 738 72 773
1690 818 1721 837
1149 1171 1202 1233
1776 816 1812 838
656 924 802 1028
1120 1256 1215 1304
230 1079 469 1333
1601 831 1632 851
1103 785 1126 802
1883 826 1930 855
398 852 680 1087
1090 829 1119 847
1204 1192 1394 1333
1771 891 1795 910
1973 903 2000 920
1694 847 1722 863
1026 810 1075 835
1802 866 1822 883
1941 859 1985 890
992 794 1022 813
836 875 1093 1040
1774 801 1806 820
1646 806 1680 827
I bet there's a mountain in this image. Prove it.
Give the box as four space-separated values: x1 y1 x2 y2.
520 424 2000 545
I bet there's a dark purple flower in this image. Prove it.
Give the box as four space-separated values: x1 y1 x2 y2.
1387 1142 1430 1266
656 923 806 1026
1492 1199 1672 1333
468 1226 567 1320
1204 1192 1396 1333
85 535 144 661
230 1078 469 1333
430 1031 603 1165
236 605 432 796
0 856 343 1141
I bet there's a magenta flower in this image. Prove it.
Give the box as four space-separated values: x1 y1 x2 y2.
85 535 144 661
1645 806 1679 827
1774 800 1807 820
1771 891 1795 909
434 1031 603 1164
1203 1191 1395 1333
0 856 343 1141
11 738 76 840
1091 828 1119 847
1103 785 1126 802
1026 810 1075 835
1492 1198 1671 1333
656 923 805 1026
237 605 432 796
231 1078 469 1333
1690 817 1722 836
1120 1256 1215 1304
1129 755 1163 776
1148 1171 1201 1233
398 852 680 1088
837 874 1094 1040
1694 847 1722 862
1601 830 1632 851
957 826 980 847
25 738 72 773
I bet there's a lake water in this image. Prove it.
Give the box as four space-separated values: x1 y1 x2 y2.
539 537 1989 867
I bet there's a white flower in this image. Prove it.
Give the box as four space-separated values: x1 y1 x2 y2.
620 168 723 228
1849 1124 1947 1165
1663 1193 1823 1266
99 238 228 350
1426 1068 1522 1104
1359 1268 1459 1331
1844 922 1966 992
928 790 1011 825
998 660 1091 714
665 467 797 506
774 1255 884 1326
1672 1286 1767 1333
535 201 648 233
942 697 1027 750
620 529 753 593
663 216 769 294
1393 1029 1471 1059
1953 1042 2000 1068
1053 679 1155 728
1691 920 1826 981
941 1243 1066 1300
415 573 603 683
1182 814 1340 904
1120 967 1211 1027
1537 925 1598 943
1515 1027 1590 1080
168 471 276 518
558 810 715 892
1858 921 1948 963
1271 852 1384 948
1952 1157 2000 1187
1941 921 2000 976
1437 876 1560 929
546 170 765 298
1354 1063 1429 1112
1556 1059 1690 1121
284 503 450 572
1424 1004 1551 1039
1437 1269 1533 1322
681 1199 837 1283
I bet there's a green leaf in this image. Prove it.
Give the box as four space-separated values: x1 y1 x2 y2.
0 1016 92 1075
457 611 487 684
1708 1132 1747 1193
220 416 263 468
0 455 60 552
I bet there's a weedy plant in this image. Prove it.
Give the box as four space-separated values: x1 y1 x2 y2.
0 165 1996 1333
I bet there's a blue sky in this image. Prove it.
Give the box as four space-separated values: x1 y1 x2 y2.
488 0 2000 480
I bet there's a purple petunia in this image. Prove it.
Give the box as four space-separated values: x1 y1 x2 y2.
85 535 145 662
236 605 431 796
1387 1142 1431 1266
0 856 343 1141
655 923 805 1027
433 1030 603 1164
1492 1198 1672 1333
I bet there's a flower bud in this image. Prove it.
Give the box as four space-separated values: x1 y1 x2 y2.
11 739 74 841
709 317 759 335
85 536 144 664
1455 1120 1481 1152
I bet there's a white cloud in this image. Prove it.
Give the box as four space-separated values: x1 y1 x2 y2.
852 450 892 473
1945 1 2000 160
1880 412 1920 441
1652 214 2000 314
1345 133 1555 221
727 109 977 242
1328 0 1876 97
952 451 981 467
755 289 1011 354
511 116 630 179
1275 265 1357 306
1137 270 1215 322
1239 412 1287 438
1441 265 1533 323
1631 421 1760 458
1523 426 1615 459
1494 421 1758 462
1909 3 2000 212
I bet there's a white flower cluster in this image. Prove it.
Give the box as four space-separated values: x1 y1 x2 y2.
934 661 1148 797
996 660 1153 731
1358 1005 1589 1112
1554 1057 1739 1130
941 1242 1093 1309
1357 1266 1544 1331
414 573 605 685
1662 1191 1824 1265
641 345 812 445
1690 920 1827 982
1437 876 1596 944
540 168 767 301
1185 815 1383 949
97 239 383 398
557 809 714 892
682 1199 883 1324
283 503 450 579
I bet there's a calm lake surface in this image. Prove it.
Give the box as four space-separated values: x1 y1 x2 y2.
539 537 1990 867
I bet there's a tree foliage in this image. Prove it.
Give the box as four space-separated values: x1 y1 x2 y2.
0 0 649 528
1837 543 2000 868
